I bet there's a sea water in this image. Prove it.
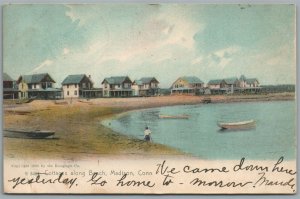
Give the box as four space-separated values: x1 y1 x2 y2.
102 101 296 160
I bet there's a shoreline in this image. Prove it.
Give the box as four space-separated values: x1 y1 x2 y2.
3 93 295 160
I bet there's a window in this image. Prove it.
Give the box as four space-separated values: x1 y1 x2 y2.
67 91 69 96
74 90 77 95
82 83 86 88
75 84 77 88
67 85 69 88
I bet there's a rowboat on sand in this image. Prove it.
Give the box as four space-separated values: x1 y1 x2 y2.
159 114 189 119
217 120 255 130
4 129 55 139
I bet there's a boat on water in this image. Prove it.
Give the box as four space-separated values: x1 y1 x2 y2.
3 129 55 139
159 114 189 119
217 120 255 130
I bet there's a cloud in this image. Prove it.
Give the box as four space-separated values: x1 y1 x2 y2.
191 56 203 65
65 5 85 26
42 5 205 87
29 59 53 74
6 5 294 87
208 46 240 69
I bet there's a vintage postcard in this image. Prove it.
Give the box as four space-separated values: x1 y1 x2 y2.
2 4 296 194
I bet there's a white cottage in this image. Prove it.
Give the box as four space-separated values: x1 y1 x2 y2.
132 77 159 96
62 74 101 98
102 76 133 97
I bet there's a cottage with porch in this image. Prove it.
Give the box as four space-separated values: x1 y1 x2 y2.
208 77 240 94
208 75 260 94
207 79 226 94
3 73 18 99
171 76 204 95
102 76 133 97
239 75 260 88
62 74 102 99
17 73 61 99
132 77 159 96
222 77 240 94
238 75 261 93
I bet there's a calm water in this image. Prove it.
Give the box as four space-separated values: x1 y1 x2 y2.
102 101 296 160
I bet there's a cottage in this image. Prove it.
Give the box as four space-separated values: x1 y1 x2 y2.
207 77 240 94
239 75 260 88
171 76 204 95
102 76 133 97
3 73 18 99
16 73 61 99
238 75 260 93
208 79 223 89
222 77 240 93
132 77 159 96
207 79 226 94
62 74 102 99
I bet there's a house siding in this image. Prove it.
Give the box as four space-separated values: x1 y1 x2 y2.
63 84 79 98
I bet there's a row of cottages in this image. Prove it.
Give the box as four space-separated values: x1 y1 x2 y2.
3 72 160 100
208 75 260 94
102 76 160 97
170 76 204 95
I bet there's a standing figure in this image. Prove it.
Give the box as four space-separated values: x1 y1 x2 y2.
144 126 152 142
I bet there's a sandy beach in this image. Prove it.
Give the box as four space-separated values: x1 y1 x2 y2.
3 93 295 160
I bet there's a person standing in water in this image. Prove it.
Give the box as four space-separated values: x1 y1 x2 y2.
144 126 152 142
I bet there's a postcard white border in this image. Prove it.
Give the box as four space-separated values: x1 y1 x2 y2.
0 0 298 198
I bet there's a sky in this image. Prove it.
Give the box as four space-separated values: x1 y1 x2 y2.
3 4 296 88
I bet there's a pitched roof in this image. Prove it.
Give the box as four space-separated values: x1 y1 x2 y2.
223 77 239 84
180 76 203 84
139 77 159 84
246 78 259 84
18 73 55 84
62 74 87 85
102 76 132 84
239 75 247 81
3 73 14 81
208 79 223 85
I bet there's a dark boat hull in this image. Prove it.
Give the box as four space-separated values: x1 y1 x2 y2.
3 129 55 139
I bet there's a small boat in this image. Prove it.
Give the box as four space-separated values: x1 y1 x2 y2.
218 120 255 130
4 129 55 139
159 114 189 119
